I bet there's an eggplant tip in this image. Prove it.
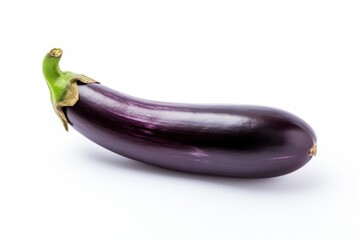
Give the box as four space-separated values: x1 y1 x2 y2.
309 144 317 156
50 48 63 58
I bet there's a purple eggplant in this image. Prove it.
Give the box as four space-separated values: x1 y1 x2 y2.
43 48 317 178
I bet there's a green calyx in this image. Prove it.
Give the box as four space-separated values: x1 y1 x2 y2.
42 48 98 130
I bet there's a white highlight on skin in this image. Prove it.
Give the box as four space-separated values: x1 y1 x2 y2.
269 155 296 160
189 148 209 163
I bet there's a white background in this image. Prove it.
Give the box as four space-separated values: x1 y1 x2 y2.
1 0 359 239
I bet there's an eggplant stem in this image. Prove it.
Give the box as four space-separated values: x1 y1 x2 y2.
42 48 99 130
50 48 63 57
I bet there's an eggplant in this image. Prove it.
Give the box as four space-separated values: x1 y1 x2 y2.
43 48 317 178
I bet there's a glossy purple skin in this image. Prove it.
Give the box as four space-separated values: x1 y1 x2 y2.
65 83 316 178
